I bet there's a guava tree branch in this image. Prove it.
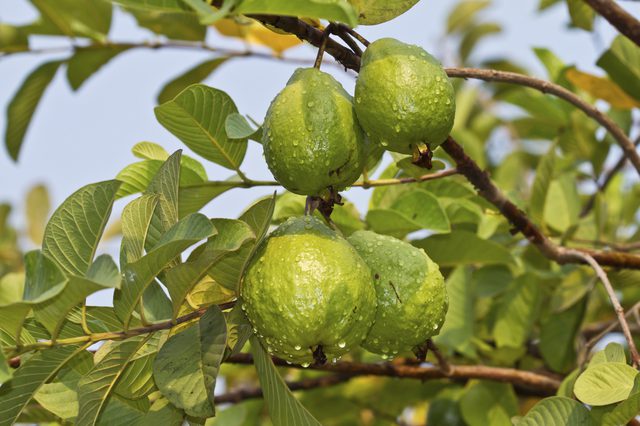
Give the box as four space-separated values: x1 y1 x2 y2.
441 137 640 270
214 374 352 404
225 353 561 396
442 137 640 367
566 250 640 367
444 68 640 177
584 0 640 47
581 301 640 364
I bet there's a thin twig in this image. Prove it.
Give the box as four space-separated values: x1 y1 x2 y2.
565 249 640 368
581 301 640 363
581 135 640 217
5 301 237 357
584 0 640 47
426 339 452 375
444 68 640 177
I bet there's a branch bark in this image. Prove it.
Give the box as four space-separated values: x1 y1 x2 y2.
444 68 640 177
584 0 640 47
225 353 561 396
441 137 640 269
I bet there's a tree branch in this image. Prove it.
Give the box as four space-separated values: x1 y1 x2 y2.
444 68 640 177
225 353 561 396
584 0 640 47
214 374 352 404
565 250 640 367
441 137 640 269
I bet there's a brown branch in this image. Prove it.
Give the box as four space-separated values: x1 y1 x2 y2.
581 301 640 363
584 0 640 47
567 250 640 367
581 136 640 217
214 374 351 404
225 353 561 396
444 68 640 177
357 168 458 188
426 339 452 375
441 137 640 269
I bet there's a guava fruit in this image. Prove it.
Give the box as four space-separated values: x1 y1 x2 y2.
262 68 365 196
240 216 376 364
348 0 420 25
354 38 455 156
347 230 447 357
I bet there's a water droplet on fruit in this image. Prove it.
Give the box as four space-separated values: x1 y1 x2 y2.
294 345 302 350
301 362 310 368
338 341 346 349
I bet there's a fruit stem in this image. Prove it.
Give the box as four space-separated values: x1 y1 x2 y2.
335 24 370 47
412 142 434 169
313 23 334 69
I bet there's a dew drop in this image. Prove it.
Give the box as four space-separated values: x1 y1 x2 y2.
301 362 310 368
294 345 302 350
338 341 346 349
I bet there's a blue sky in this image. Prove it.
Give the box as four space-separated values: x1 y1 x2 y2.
1 0 637 236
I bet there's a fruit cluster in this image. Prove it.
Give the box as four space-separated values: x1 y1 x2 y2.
262 37 456 197
240 38 453 364
241 216 448 364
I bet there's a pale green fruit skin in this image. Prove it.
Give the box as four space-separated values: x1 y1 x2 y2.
348 0 420 25
347 230 448 356
241 216 376 364
354 38 456 154
263 68 365 196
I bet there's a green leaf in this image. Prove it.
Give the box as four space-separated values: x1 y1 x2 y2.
35 255 121 338
447 0 490 33
155 84 247 171
132 141 170 160
116 158 205 198
533 47 565 82
566 0 594 30
529 146 556 225
597 36 640 101
539 298 585 373
25 184 50 246
517 396 595 426
97 395 149 425
139 397 184 425
77 336 151 426
601 387 640 426
42 180 121 276
0 345 86 426
5 60 62 161
178 179 240 218
250 335 322 426
22 250 67 303
113 334 162 399
66 46 131 90
236 0 358 27
31 0 113 40
459 381 518 426
225 112 261 140
591 342 628 365
158 57 230 105
0 24 28 52
0 342 11 385
492 274 541 349
120 195 159 267
434 267 476 358
127 8 205 41
367 189 450 238
544 174 581 232
574 363 639 406
114 213 215 328
153 306 227 417
413 230 514 267
144 151 181 251
165 219 254 318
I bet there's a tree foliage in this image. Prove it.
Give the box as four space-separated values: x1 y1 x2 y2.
1 0 640 424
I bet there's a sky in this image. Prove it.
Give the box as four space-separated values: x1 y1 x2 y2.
1 0 639 245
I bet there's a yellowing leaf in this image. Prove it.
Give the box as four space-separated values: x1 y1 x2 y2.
214 17 301 55
566 68 640 109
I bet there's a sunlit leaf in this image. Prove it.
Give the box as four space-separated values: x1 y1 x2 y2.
574 363 639 406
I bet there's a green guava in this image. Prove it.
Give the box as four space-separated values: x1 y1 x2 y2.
348 0 421 25
347 230 448 357
262 68 365 196
354 38 456 155
240 216 376 364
